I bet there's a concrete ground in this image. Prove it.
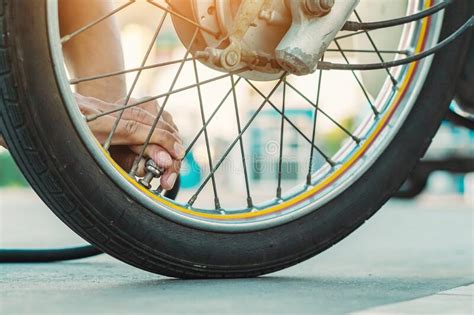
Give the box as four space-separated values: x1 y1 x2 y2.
1 189 473 315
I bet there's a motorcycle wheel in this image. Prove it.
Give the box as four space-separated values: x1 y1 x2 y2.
0 0 471 278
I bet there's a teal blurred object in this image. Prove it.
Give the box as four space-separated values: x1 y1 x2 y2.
180 151 202 189
0 152 28 187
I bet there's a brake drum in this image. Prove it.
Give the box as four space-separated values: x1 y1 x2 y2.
169 0 290 81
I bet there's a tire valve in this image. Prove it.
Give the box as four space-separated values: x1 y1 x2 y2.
138 159 164 190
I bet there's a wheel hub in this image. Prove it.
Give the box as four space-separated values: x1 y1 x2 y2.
170 0 359 80
171 0 291 80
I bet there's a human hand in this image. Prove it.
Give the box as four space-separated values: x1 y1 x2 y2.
76 93 183 190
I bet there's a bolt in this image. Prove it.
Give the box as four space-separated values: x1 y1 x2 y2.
320 0 335 10
225 50 240 67
305 0 335 16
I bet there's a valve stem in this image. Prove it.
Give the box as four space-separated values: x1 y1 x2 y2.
138 159 164 190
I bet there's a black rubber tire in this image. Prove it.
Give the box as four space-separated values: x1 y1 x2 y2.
455 35 474 112
0 0 471 279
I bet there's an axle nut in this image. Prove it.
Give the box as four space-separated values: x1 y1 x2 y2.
221 49 241 69
305 0 335 17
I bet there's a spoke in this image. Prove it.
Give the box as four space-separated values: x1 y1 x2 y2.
156 76 242 194
130 28 199 176
276 79 287 199
334 30 367 41
285 81 360 143
326 48 411 56
334 40 379 116
230 75 253 208
61 0 136 44
146 0 220 38
245 80 335 166
188 75 286 207
192 59 221 209
70 58 194 85
307 60 324 185
354 11 398 88
86 69 246 122
185 77 241 155
103 11 168 151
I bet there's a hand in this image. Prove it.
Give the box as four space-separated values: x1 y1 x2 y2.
76 93 183 190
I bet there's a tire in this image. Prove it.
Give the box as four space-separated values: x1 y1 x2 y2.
0 0 471 278
455 35 474 113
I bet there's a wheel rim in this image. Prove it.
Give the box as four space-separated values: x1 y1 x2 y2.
46 0 444 232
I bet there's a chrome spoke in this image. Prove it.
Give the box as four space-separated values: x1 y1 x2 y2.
188 75 286 207
230 75 254 208
86 69 246 122
285 81 361 143
354 10 398 88
147 0 220 38
103 11 169 151
307 59 324 185
192 59 221 209
334 39 379 116
245 79 335 166
334 30 367 41
130 28 200 176
61 0 136 44
184 77 241 155
70 58 195 85
276 79 287 199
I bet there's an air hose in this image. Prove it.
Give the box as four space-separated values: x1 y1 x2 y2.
0 245 102 263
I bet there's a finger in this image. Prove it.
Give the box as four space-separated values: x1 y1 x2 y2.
85 96 156 127
120 97 158 116
160 159 182 191
135 99 178 132
130 144 173 169
137 98 159 116
161 110 178 131
136 97 177 131
110 100 179 135
121 107 156 126
109 146 147 176
75 93 102 116
122 108 179 136
87 115 122 144
82 95 179 136
115 118 185 160
88 114 183 158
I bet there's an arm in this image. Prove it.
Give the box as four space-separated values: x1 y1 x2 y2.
59 0 126 103
1 2 124 149
59 0 182 189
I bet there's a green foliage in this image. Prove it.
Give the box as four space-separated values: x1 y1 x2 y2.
322 117 356 156
0 153 29 187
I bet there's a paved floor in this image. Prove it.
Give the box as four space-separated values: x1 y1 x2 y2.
1 189 473 314
351 284 473 315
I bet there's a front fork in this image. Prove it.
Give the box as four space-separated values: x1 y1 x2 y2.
276 0 359 75
227 0 360 75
